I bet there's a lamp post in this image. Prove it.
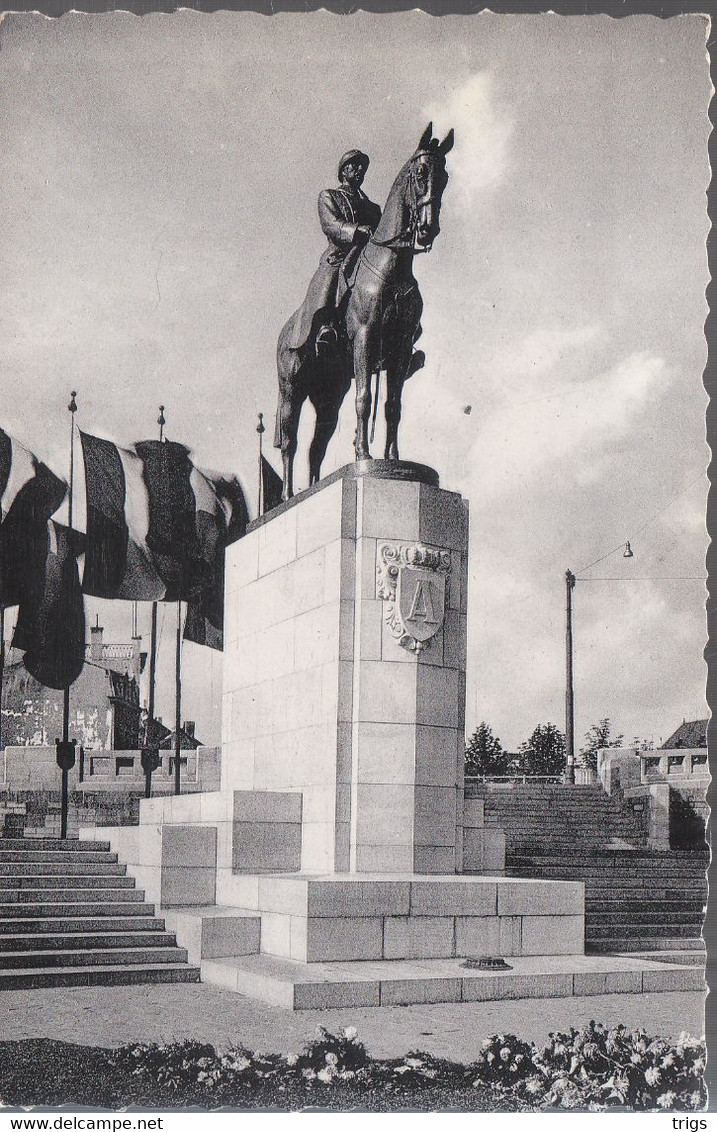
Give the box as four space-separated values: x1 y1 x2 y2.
56 391 78 839
564 569 576 784
564 542 634 785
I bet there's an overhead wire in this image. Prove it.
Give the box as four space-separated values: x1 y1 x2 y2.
577 470 705 575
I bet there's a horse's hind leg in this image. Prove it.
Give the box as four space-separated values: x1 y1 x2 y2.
277 390 304 502
309 363 350 484
308 403 339 486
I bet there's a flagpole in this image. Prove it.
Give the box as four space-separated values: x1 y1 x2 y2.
58 391 78 840
174 600 182 796
0 607 4 753
256 412 265 518
142 405 166 799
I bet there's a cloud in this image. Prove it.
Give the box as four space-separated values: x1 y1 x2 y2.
426 71 513 208
467 349 671 501
492 324 603 387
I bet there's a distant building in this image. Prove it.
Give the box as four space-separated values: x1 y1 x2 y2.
144 717 202 750
660 718 707 749
1 623 146 751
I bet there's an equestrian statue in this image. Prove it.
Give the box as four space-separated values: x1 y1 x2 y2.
275 123 454 500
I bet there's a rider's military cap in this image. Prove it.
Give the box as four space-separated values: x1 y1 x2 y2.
338 150 370 179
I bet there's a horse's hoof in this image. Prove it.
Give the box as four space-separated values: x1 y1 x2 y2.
409 350 425 376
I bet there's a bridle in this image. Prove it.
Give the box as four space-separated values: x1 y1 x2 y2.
370 150 443 256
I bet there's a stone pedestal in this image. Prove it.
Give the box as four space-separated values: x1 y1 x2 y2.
221 461 468 875
85 463 600 1008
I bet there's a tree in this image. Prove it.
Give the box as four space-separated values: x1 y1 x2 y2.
580 718 624 773
465 722 512 777
518 723 566 777
630 735 655 751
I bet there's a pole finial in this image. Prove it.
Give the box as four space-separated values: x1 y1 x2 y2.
256 412 265 435
68 391 77 414
158 405 166 442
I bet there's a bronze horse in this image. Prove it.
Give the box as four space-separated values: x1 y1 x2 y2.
275 124 454 500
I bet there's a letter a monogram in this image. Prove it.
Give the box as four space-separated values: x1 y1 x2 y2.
376 542 451 653
407 578 438 625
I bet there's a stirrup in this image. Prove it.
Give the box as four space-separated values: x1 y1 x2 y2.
315 325 338 357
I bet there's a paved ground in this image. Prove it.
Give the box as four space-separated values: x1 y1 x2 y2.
0 985 706 1062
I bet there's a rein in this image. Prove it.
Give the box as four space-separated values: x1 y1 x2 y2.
369 155 438 255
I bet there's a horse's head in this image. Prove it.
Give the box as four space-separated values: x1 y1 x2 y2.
409 122 454 248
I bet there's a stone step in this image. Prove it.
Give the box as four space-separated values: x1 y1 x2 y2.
585 911 704 925
507 852 708 866
586 899 706 913
0 850 117 864
200 951 705 1011
587 937 706 954
0 964 201 990
1 839 111 852
588 922 701 940
511 878 706 895
584 885 708 898
0 915 167 935
0 874 137 890
611 949 706 967
1 888 146 905
0 861 126 877
507 865 707 880
0 945 189 970
0 901 155 919
0 931 177 952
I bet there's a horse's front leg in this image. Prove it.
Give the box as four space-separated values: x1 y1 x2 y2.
384 348 417 462
353 326 374 461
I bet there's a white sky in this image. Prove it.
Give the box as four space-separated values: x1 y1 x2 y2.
0 11 709 750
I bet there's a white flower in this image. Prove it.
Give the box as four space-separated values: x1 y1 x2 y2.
500 1047 511 1062
317 1068 333 1083
524 1078 544 1095
644 1067 661 1086
405 1058 423 1068
325 1052 339 1067
343 1027 358 1041
656 1091 677 1109
285 1054 298 1066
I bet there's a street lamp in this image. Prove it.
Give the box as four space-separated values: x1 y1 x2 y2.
564 569 576 784
564 544 633 785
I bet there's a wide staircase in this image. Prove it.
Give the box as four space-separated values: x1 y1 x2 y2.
477 783 708 961
0 838 200 989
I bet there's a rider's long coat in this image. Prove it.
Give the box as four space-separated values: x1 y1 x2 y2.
283 186 381 351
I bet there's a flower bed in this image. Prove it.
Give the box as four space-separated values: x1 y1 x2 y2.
0 1023 706 1111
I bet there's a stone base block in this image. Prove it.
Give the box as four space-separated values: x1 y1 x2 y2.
247 873 584 963
162 906 261 965
199 952 704 1011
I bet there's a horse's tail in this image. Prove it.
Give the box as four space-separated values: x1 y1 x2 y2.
369 368 381 446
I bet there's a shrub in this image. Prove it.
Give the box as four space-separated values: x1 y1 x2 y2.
97 1022 706 1112
531 1022 707 1111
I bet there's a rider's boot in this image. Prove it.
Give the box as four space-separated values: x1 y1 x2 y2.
315 322 338 359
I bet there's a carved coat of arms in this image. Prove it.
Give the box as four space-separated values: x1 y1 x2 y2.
376 542 451 653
